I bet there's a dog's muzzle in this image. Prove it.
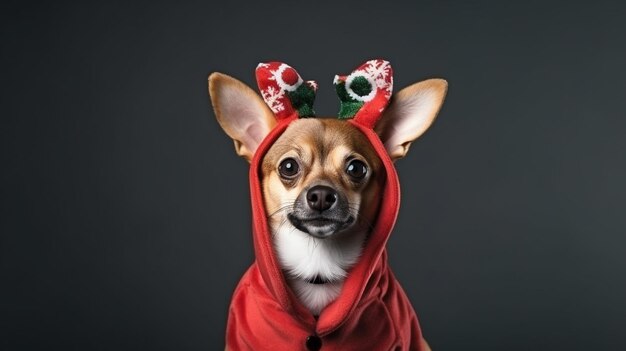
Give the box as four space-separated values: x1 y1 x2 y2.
288 185 355 238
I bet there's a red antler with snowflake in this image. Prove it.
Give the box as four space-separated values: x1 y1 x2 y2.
333 59 393 128
255 62 317 120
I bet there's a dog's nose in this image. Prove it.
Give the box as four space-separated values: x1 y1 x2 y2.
306 185 337 212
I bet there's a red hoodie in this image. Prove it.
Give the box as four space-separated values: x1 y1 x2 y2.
224 61 425 351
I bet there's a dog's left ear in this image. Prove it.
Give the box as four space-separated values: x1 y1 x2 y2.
374 79 448 161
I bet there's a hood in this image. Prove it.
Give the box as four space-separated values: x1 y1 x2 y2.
248 60 401 335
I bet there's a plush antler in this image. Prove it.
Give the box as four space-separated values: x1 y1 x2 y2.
256 62 317 120
334 59 393 128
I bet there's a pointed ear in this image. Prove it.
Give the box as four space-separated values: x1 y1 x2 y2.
374 79 448 161
208 72 276 162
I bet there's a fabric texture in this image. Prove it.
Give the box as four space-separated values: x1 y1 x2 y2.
334 59 393 126
225 60 424 351
255 62 317 119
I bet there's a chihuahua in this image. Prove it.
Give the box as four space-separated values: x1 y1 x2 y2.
261 118 384 315
209 60 446 350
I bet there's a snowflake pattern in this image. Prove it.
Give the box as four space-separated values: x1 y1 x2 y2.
260 85 285 113
268 68 279 81
363 60 393 97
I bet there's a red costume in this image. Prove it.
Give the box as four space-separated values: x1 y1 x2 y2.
225 61 425 351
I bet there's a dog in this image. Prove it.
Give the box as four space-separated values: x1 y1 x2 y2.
209 60 446 350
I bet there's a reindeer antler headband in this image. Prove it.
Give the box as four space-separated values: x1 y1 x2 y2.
255 59 393 128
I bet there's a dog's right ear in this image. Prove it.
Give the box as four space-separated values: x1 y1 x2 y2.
208 73 276 162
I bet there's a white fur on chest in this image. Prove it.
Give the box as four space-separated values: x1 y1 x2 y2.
273 223 366 315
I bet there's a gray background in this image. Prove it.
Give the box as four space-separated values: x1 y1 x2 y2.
2 1 626 350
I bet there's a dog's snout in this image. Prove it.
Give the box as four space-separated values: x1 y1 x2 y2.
306 185 337 212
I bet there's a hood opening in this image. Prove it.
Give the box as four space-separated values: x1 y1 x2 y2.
247 115 401 335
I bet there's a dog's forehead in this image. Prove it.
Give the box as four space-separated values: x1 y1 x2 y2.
264 119 377 164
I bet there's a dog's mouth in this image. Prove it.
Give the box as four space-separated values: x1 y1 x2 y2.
307 275 331 285
287 213 355 238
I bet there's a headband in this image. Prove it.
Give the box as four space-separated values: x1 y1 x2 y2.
255 59 393 128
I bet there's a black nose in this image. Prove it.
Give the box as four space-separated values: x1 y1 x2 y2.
306 185 337 212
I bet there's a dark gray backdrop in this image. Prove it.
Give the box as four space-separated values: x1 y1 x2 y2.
2 1 625 350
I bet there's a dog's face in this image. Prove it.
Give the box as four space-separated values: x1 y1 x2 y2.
261 118 383 239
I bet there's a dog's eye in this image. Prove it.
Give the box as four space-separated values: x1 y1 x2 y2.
346 159 367 180
278 158 300 179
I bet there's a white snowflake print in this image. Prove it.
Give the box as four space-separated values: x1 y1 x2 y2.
261 85 285 113
363 60 393 97
268 69 279 81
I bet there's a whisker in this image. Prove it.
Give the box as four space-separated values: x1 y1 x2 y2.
346 204 376 232
266 201 296 218
272 216 290 238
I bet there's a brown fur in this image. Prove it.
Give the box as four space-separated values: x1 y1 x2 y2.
261 118 383 233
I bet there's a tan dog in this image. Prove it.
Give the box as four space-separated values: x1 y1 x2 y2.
209 63 446 350
261 119 384 315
